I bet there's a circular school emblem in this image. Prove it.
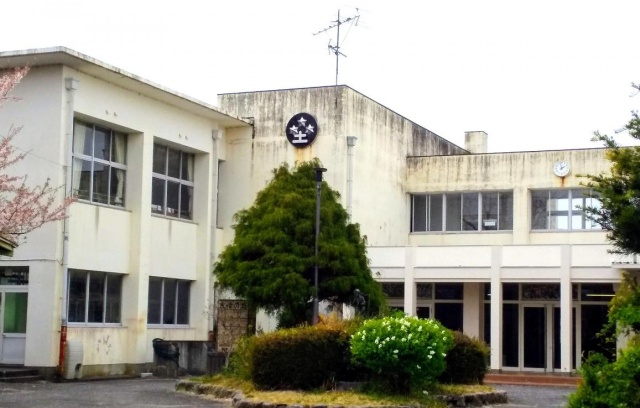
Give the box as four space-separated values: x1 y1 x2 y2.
285 113 318 148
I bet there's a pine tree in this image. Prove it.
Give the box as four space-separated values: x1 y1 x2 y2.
214 160 385 327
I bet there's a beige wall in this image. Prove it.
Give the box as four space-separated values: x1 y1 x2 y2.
407 148 611 246
0 62 243 370
218 86 467 248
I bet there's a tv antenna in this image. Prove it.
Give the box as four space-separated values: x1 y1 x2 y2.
313 9 360 86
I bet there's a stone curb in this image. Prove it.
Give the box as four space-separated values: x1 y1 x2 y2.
175 380 508 408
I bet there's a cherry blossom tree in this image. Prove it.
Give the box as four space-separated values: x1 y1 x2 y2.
0 67 74 244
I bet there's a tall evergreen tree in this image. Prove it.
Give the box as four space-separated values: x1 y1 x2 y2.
213 159 385 327
582 86 640 255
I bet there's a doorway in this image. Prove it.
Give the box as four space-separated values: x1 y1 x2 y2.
520 304 574 371
0 290 28 364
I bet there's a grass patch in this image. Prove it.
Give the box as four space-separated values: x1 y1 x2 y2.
195 375 494 408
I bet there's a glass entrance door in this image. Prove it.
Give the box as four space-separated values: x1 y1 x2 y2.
0 291 28 364
523 305 547 369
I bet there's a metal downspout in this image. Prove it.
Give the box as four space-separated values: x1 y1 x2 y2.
58 77 78 377
346 136 357 220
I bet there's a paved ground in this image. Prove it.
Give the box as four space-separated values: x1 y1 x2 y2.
0 378 228 408
0 377 573 408
490 384 573 407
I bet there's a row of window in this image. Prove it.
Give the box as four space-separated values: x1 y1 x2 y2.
411 189 601 232
67 270 190 326
72 120 194 220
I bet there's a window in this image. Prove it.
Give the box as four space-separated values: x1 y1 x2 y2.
72 121 127 207
0 266 29 285
531 189 601 230
67 270 122 324
411 192 513 232
147 277 190 325
151 144 194 219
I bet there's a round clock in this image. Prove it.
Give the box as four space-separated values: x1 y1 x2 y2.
553 160 571 177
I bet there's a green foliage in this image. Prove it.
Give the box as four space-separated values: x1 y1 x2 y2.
250 325 352 390
582 93 640 254
350 315 454 393
605 273 640 337
213 160 385 327
568 344 640 408
225 335 257 380
438 331 489 385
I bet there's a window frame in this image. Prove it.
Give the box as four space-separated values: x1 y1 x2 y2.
72 120 127 207
147 277 191 327
530 188 602 231
151 144 195 220
67 269 123 326
411 191 514 232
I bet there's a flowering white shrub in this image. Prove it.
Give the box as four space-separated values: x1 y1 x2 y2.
350 315 453 392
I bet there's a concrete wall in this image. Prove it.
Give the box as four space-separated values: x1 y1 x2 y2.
406 148 611 246
0 62 244 371
218 86 467 248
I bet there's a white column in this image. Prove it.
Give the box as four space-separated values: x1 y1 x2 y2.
404 247 416 316
560 245 573 372
490 246 503 370
123 131 153 364
463 283 481 338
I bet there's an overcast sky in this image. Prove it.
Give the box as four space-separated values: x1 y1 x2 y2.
3 0 639 152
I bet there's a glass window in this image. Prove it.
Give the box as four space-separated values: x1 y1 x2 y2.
412 195 427 232
0 267 29 285
67 270 122 324
147 277 190 326
381 282 404 298
445 194 462 231
72 120 127 207
412 192 513 232
152 144 195 220
531 189 601 231
435 283 464 300
462 193 479 231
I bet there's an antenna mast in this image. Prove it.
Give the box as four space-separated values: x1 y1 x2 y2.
313 9 360 86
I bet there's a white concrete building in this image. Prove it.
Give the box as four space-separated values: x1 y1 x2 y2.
0 48 251 377
0 47 636 377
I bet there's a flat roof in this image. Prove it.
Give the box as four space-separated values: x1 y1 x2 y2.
0 47 251 128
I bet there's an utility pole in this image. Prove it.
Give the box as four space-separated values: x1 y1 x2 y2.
313 9 360 86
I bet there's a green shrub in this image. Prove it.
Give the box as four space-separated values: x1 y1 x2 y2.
250 325 351 390
225 335 257 380
568 344 640 408
350 315 453 393
438 331 489 384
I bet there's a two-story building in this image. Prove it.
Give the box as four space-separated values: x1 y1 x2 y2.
0 47 635 378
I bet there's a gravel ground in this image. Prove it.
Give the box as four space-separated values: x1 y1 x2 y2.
490 384 573 407
0 377 228 408
0 377 574 408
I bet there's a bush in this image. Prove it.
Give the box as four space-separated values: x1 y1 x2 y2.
225 335 257 380
438 331 489 384
250 325 351 390
350 315 453 393
568 344 640 408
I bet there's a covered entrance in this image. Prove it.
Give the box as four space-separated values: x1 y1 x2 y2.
485 283 613 372
0 267 29 365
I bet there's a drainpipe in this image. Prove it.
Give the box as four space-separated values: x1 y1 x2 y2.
58 77 78 378
346 136 357 220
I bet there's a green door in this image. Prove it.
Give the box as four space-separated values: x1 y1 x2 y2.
0 291 28 364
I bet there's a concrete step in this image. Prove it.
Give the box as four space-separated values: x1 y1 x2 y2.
485 372 581 387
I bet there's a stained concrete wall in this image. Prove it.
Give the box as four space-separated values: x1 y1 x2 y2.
218 86 467 248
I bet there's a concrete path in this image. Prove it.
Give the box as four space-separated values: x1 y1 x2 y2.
0 377 228 408
490 384 574 407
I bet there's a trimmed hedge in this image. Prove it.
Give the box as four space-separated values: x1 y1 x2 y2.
250 325 351 390
438 331 489 384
